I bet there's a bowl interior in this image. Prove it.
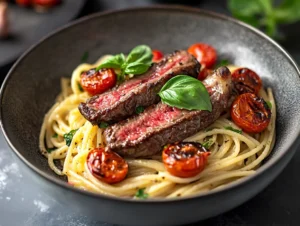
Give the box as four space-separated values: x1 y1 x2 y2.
1 7 300 183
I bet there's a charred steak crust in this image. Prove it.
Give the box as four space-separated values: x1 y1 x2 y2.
78 50 200 125
104 67 233 157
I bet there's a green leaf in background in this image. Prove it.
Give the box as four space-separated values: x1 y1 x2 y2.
274 0 300 24
228 0 300 39
158 75 212 112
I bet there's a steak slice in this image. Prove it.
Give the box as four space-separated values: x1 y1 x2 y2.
78 50 200 125
104 67 232 157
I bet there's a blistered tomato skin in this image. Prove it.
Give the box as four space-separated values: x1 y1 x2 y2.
231 93 271 133
162 142 210 178
80 68 117 96
152 50 164 62
232 68 262 95
187 43 217 69
87 148 128 184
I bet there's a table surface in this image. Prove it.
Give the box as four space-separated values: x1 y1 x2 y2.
1 0 300 226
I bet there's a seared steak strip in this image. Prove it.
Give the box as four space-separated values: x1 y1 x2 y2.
79 50 200 124
105 67 232 157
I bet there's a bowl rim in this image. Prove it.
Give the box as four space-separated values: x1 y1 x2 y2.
1 5 300 204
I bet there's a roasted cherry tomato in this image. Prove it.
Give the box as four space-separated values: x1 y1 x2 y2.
87 148 128 184
80 68 117 96
232 68 262 95
231 93 271 133
32 0 61 7
198 68 213 81
162 142 210 178
188 43 217 68
16 0 31 6
152 50 164 62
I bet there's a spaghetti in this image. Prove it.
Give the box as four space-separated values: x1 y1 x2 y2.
39 57 276 198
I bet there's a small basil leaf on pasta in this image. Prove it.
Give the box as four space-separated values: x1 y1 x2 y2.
52 133 58 138
96 53 125 71
77 82 84 92
98 122 109 128
125 45 153 66
135 106 144 114
135 188 148 199
266 101 272 109
158 75 212 111
202 140 213 149
46 147 56 153
224 126 242 134
63 129 79 146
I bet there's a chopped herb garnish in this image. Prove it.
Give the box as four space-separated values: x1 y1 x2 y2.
202 140 213 149
46 147 56 153
216 59 230 68
81 51 89 63
77 82 84 92
266 101 272 109
52 133 58 138
205 128 213 132
63 129 79 146
135 106 144 114
98 122 109 129
225 126 242 134
135 188 148 199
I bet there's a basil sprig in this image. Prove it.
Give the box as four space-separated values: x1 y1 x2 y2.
96 45 153 82
158 75 212 111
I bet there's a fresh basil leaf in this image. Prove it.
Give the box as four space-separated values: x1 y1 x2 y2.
52 133 58 138
98 122 109 129
124 62 150 75
135 188 148 199
225 126 242 134
216 59 230 68
63 129 79 146
266 101 272 109
77 82 84 92
136 106 144 114
158 75 212 112
202 140 213 149
96 54 125 71
81 51 89 63
46 147 56 153
126 45 153 66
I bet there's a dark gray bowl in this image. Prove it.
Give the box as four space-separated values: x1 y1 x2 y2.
1 6 300 226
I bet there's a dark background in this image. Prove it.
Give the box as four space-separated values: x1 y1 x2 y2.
0 0 299 225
